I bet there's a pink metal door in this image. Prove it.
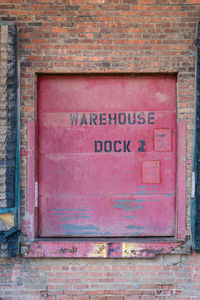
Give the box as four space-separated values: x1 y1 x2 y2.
37 75 177 237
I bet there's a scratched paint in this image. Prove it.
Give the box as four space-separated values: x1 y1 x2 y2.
52 208 92 221
62 224 99 231
138 191 159 195
126 225 145 230
38 75 177 237
113 199 144 211
59 217 91 221
52 208 88 211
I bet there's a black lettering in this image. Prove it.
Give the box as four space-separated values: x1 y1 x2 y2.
104 140 112 152
114 140 122 152
118 113 126 125
138 139 146 152
124 140 131 152
108 113 117 125
100 113 107 125
95 141 102 152
138 112 145 124
90 113 97 125
70 113 78 125
128 113 136 125
148 112 155 124
80 113 88 125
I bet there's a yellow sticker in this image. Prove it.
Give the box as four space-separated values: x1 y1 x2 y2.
89 243 106 257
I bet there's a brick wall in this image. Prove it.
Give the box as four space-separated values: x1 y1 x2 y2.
0 0 200 299
1 254 200 299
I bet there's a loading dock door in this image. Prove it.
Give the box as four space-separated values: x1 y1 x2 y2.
37 75 176 237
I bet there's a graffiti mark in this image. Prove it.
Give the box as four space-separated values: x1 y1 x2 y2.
56 246 77 254
107 243 121 257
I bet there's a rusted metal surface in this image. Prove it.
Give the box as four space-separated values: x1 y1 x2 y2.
25 240 185 258
37 75 177 238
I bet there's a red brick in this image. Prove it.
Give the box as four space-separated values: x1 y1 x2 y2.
90 297 106 300
124 297 141 300
106 297 123 300
73 297 88 300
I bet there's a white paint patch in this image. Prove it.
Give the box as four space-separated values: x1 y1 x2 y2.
155 92 168 102
35 182 38 207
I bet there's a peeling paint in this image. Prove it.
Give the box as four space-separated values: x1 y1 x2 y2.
126 225 144 230
138 191 158 195
89 243 106 257
62 224 101 236
52 208 88 211
61 231 99 235
113 199 144 211
62 224 99 231
58 216 91 220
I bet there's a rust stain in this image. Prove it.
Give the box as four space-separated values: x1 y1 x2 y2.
59 248 68 254
68 246 77 254
25 240 186 258
89 242 106 257
122 243 145 257
122 242 180 258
